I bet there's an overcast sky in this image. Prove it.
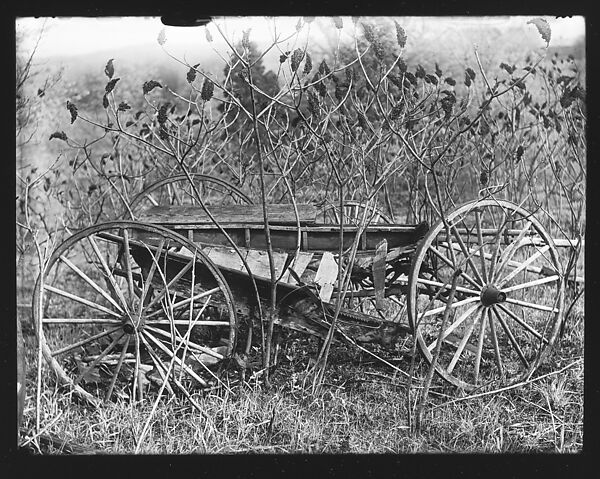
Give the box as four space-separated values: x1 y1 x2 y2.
16 16 585 60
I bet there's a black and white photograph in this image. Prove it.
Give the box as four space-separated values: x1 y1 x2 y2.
15 15 585 455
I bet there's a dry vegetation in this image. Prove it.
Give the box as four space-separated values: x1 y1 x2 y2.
15 16 585 455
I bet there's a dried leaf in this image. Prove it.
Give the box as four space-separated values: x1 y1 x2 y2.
104 58 114 79
319 60 331 76
105 78 120 94
201 79 214 101
291 49 304 72
102 94 109 109
480 170 489 187
66 101 78 124
157 28 167 46
118 101 131 112
205 27 213 43
242 29 251 50
303 52 313 74
49 131 68 142
158 103 170 124
394 22 407 48
143 80 163 95
527 17 551 46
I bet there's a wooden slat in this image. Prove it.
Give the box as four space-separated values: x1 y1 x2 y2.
372 239 387 310
138 204 318 225
314 252 338 302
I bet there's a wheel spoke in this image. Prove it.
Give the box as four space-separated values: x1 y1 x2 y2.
487 210 508 282
87 235 130 313
504 297 559 314
74 331 125 386
42 318 122 324
497 246 550 287
104 335 130 402
447 224 485 286
44 285 121 318
142 331 208 387
121 228 136 302
496 303 549 344
138 238 166 306
144 258 195 311
145 193 159 206
446 307 481 374
502 275 560 294
473 308 487 384
494 220 533 280
58 255 124 314
474 209 488 283
416 277 480 296
145 287 220 319
145 319 230 326
421 296 481 319
144 325 225 360
138 334 176 397
428 245 481 290
51 326 122 357
427 303 480 352
491 306 529 368
487 308 504 378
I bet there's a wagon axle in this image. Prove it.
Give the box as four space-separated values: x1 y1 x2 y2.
480 285 507 307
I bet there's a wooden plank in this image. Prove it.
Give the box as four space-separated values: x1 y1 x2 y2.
177 244 289 280
138 204 318 225
314 252 338 302
205 246 246 272
372 239 387 310
286 252 314 285
249 249 291 280
134 223 428 252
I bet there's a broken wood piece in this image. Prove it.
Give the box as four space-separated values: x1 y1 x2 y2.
314 251 338 302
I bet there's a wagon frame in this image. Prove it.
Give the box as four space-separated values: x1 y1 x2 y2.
33 177 567 408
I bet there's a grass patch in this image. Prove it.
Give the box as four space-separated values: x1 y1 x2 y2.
19 293 583 454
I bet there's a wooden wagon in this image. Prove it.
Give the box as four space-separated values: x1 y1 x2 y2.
34 179 566 407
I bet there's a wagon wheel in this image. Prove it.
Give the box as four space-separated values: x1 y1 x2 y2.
126 174 252 218
407 199 564 390
317 200 393 225
33 221 237 408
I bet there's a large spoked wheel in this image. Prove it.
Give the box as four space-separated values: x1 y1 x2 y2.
33 221 237 407
317 201 393 225
126 174 252 219
408 199 564 390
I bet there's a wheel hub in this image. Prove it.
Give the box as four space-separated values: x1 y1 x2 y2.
480 284 507 306
122 316 145 334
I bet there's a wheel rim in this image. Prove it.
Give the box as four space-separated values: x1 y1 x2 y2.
33 221 237 406
126 174 252 218
407 199 564 390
